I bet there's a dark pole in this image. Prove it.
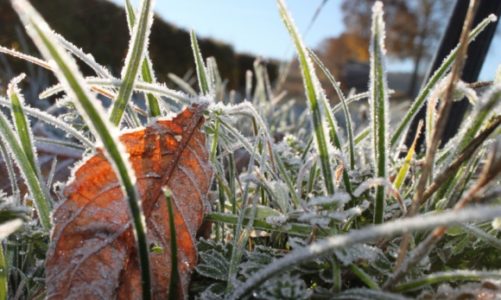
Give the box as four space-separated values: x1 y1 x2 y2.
404 0 501 150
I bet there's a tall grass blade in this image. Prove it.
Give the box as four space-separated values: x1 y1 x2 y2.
309 49 355 169
0 111 51 229
8 74 39 176
164 189 180 300
390 15 497 147
190 31 211 95
354 127 370 145
369 2 389 224
0 45 50 70
168 73 197 96
10 0 152 297
226 148 258 292
109 0 155 126
0 219 23 300
56 33 113 79
394 121 423 190
277 0 335 195
124 0 161 118
40 78 191 105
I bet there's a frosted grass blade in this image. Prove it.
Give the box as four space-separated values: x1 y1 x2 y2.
309 49 355 169
0 110 51 229
168 73 197 96
124 0 161 118
8 74 39 176
354 127 370 145
56 33 113 79
0 45 50 70
164 189 180 300
390 15 497 147
0 218 23 300
109 0 155 126
190 31 211 95
394 121 423 190
277 0 335 194
10 0 152 297
0 98 93 148
0 142 19 201
369 2 389 224
40 78 191 104
230 205 501 299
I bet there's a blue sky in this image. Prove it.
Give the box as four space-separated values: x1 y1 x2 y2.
110 0 499 79
112 0 344 60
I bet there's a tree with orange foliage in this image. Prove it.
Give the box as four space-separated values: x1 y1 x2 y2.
317 32 370 91
319 0 452 96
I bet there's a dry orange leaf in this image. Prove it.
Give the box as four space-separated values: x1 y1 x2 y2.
45 105 212 299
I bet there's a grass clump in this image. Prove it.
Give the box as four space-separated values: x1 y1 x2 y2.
0 0 499 299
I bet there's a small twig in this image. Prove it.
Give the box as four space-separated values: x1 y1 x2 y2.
467 81 493 89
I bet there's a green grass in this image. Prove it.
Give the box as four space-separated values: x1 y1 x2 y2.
0 0 500 299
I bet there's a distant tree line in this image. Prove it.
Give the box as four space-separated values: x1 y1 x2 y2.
0 0 278 92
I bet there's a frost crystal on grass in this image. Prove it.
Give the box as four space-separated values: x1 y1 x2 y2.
368 1 390 224
334 244 384 266
493 218 501 231
265 215 288 227
308 193 351 207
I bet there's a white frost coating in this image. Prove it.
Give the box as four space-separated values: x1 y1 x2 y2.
308 193 351 207
230 205 501 299
335 244 383 266
55 33 113 79
265 214 288 227
119 0 155 80
353 178 393 197
295 153 317 198
8 74 40 166
368 1 389 218
206 57 219 99
371 2 387 55
217 101 275 160
0 45 50 69
493 218 501 230
40 77 192 104
7 73 27 88
0 97 92 148
454 80 478 105
0 218 23 240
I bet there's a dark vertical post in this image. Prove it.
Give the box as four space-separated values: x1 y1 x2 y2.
404 0 501 149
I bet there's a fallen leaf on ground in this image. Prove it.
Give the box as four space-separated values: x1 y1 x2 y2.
45 105 212 299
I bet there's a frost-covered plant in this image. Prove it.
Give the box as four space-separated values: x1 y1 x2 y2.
0 0 499 299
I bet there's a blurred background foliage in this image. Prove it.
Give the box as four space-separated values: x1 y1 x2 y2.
0 0 279 94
